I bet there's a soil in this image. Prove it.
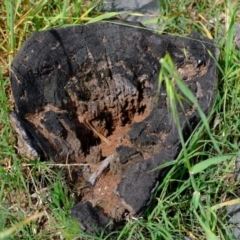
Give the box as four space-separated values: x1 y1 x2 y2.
99 113 149 157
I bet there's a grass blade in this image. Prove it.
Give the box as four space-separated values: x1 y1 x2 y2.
212 198 240 211
194 210 218 240
86 12 125 24
190 154 235 174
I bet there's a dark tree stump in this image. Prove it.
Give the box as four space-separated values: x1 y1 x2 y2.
10 21 218 234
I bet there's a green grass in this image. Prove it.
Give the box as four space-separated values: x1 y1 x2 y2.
0 0 240 239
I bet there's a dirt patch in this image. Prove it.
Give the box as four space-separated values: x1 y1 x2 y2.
99 113 149 157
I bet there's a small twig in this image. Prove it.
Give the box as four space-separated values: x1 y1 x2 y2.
78 116 110 145
20 163 88 167
2 163 88 171
0 211 46 239
65 153 73 181
88 154 116 185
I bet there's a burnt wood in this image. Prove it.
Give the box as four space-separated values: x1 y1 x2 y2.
10 21 218 234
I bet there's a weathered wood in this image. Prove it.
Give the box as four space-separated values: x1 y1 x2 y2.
10 21 218 234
